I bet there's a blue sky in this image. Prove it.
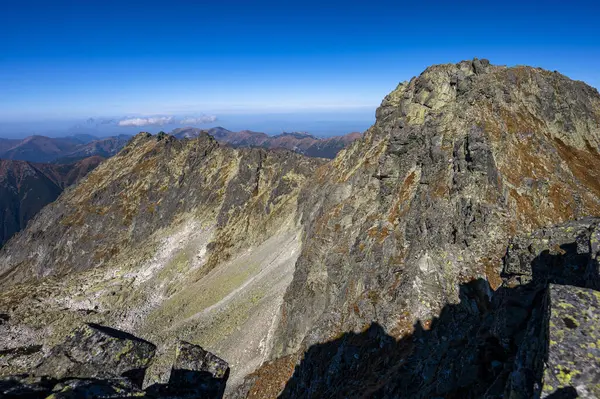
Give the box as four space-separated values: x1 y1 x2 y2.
1 0 599 137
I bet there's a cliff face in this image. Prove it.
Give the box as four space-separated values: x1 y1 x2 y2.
271 59 600 359
0 156 104 247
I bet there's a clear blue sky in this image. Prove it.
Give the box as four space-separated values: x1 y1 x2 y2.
0 0 599 135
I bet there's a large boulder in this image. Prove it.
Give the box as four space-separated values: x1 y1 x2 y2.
34 323 156 387
147 341 229 399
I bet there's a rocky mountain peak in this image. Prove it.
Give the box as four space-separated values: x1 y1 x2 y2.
1 60 600 398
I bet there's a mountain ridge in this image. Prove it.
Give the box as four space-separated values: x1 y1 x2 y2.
1 59 600 397
0 134 130 163
172 127 361 159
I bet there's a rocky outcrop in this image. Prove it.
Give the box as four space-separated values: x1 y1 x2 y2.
0 323 229 399
543 284 600 398
235 60 600 396
35 323 156 385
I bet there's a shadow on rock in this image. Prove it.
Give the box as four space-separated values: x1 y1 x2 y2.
280 219 600 398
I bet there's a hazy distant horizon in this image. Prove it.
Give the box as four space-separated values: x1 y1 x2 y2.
0 108 375 139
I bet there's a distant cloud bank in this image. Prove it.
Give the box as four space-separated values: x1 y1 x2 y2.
114 115 217 127
117 116 174 127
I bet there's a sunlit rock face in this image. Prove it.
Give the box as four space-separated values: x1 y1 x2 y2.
234 60 600 397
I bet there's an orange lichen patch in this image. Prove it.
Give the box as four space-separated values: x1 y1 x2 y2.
499 108 545 135
482 257 502 290
550 243 567 256
499 140 553 187
246 354 300 399
388 170 420 224
333 243 350 254
92 245 120 262
548 184 576 221
388 310 414 339
509 188 543 229
431 174 449 198
554 138 600 198
421 319 433 331
367 226 390 243
60 205 112 227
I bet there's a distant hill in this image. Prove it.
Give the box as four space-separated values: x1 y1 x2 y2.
172 127 361 159
0 156 104 247
0 135 130 163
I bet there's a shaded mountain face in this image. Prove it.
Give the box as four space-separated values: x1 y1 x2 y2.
0 156 104 247
172 127 361 159
0 135 129 163
1 60 600 397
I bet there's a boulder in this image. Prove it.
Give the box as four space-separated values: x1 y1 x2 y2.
34 323 156 387
167 341 229 397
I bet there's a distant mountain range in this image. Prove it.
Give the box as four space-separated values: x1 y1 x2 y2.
0 156 104 247
172 127 362 159
0 134 130 163
0 128 359 247
0 129 360 164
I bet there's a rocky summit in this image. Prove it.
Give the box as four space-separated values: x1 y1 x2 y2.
1 59 600 398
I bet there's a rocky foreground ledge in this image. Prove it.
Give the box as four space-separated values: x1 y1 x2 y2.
0 323 229 398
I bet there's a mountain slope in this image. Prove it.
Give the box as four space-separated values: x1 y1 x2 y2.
173 127 361 159
0 135 130 163
0 132 324 390
1 135 81 162
0 156 104 247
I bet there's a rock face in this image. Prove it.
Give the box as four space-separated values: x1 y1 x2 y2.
235 60 600 396
1 324 229 399
0 156 104 247
544 284 600 398
270 58 600 357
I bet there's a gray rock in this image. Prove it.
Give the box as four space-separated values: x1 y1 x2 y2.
161 341 229 398
542 284 600 398
35 323 156 387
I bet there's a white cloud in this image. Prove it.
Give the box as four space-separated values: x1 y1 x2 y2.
117 116 174 127
179 115 217 125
